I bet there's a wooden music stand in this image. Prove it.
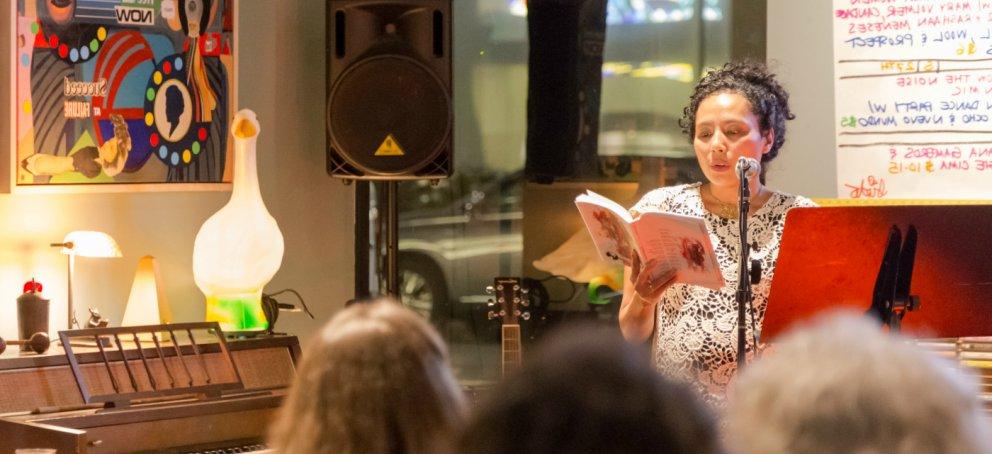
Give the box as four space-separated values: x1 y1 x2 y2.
763 205 992 342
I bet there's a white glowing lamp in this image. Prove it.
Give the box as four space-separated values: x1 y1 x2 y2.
192 109 284 331
52 230 122 329
122 256 172 327
59 231 123 257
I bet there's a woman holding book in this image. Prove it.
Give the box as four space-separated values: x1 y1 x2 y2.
618 61 816 406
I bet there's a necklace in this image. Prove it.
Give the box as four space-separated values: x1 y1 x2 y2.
706 184 766 219
707 185 738 219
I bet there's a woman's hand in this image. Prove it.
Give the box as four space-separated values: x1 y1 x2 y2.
630 254 677 303
618 254 676 343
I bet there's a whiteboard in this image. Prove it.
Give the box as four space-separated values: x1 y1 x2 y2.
833 0 992 200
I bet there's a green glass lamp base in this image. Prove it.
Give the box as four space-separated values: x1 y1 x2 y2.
205 292 268 332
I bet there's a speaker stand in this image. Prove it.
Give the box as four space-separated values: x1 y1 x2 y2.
354 181 371 300
385 181 399 298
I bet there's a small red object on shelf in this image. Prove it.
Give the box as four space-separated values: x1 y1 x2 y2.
22 279 42 294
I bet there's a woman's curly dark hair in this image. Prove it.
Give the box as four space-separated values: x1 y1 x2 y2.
679 61 795 163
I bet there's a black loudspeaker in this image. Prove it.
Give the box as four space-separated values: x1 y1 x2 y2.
525 0 607 183
326 0 453 180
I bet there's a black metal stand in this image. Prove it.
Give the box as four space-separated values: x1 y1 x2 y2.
385 181 399 298
736 167 752 370
867 225 920 332
355 181 371 300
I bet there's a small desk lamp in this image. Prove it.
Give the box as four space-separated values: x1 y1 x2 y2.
51 231 122 329
122 255 172 327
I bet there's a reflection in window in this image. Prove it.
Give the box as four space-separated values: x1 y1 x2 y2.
600 0 730 162
381 0 731 385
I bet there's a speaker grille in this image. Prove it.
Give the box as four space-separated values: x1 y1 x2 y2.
327 54 451 177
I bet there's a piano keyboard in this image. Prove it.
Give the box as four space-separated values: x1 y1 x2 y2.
0 334 300 452
151 437 272 453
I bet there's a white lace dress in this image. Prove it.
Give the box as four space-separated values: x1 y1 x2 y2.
630 182 816 406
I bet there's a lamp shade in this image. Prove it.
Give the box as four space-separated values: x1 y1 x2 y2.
61 231 122 257
122 256 172 327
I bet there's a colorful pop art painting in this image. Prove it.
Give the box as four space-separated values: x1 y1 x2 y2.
11 0 236 191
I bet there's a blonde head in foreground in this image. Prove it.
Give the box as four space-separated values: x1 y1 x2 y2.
726 312 990 454
269 299 465 454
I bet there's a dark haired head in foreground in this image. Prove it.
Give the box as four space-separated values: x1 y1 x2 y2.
269 299 465 454
459 325 721 454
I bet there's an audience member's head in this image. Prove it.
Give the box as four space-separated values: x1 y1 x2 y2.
269 298 465 454
726 312 991 454
458 324 721 454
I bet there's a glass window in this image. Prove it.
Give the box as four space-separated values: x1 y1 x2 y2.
373 0 732 386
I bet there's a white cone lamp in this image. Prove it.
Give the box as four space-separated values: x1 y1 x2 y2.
122 256 172 327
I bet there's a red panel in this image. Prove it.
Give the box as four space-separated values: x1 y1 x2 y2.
764 206 992 341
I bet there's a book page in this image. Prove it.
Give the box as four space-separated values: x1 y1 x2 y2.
575 191 634 223
575 194 638 265
631 212 724 290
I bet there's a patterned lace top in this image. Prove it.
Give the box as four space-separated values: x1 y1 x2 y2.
630 182 816 406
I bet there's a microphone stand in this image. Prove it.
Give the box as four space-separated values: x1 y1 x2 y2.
736 165 751 370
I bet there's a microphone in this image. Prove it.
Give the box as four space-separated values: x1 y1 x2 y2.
735 157 760 178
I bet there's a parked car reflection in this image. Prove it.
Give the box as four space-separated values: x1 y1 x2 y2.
396 170 523 335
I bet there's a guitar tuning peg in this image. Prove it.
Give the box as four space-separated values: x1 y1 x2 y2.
521 287 530 294
499 310 507 317
485 285 494 295
487 311 499 320
487 299 495 307
513 309 521 317
522 312 531 321
520 299 530 307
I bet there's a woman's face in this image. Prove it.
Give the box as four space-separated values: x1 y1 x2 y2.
693 91 773 189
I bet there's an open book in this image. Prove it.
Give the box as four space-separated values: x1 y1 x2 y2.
575 190 725 290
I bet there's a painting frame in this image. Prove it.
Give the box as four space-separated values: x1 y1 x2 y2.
9 0 238 194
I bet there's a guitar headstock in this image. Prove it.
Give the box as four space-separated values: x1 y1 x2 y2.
486 277 530 325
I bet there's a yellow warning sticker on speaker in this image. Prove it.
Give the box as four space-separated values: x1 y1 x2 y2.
374 134 405 156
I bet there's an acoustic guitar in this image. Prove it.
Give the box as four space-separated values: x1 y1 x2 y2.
487 277 530 378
